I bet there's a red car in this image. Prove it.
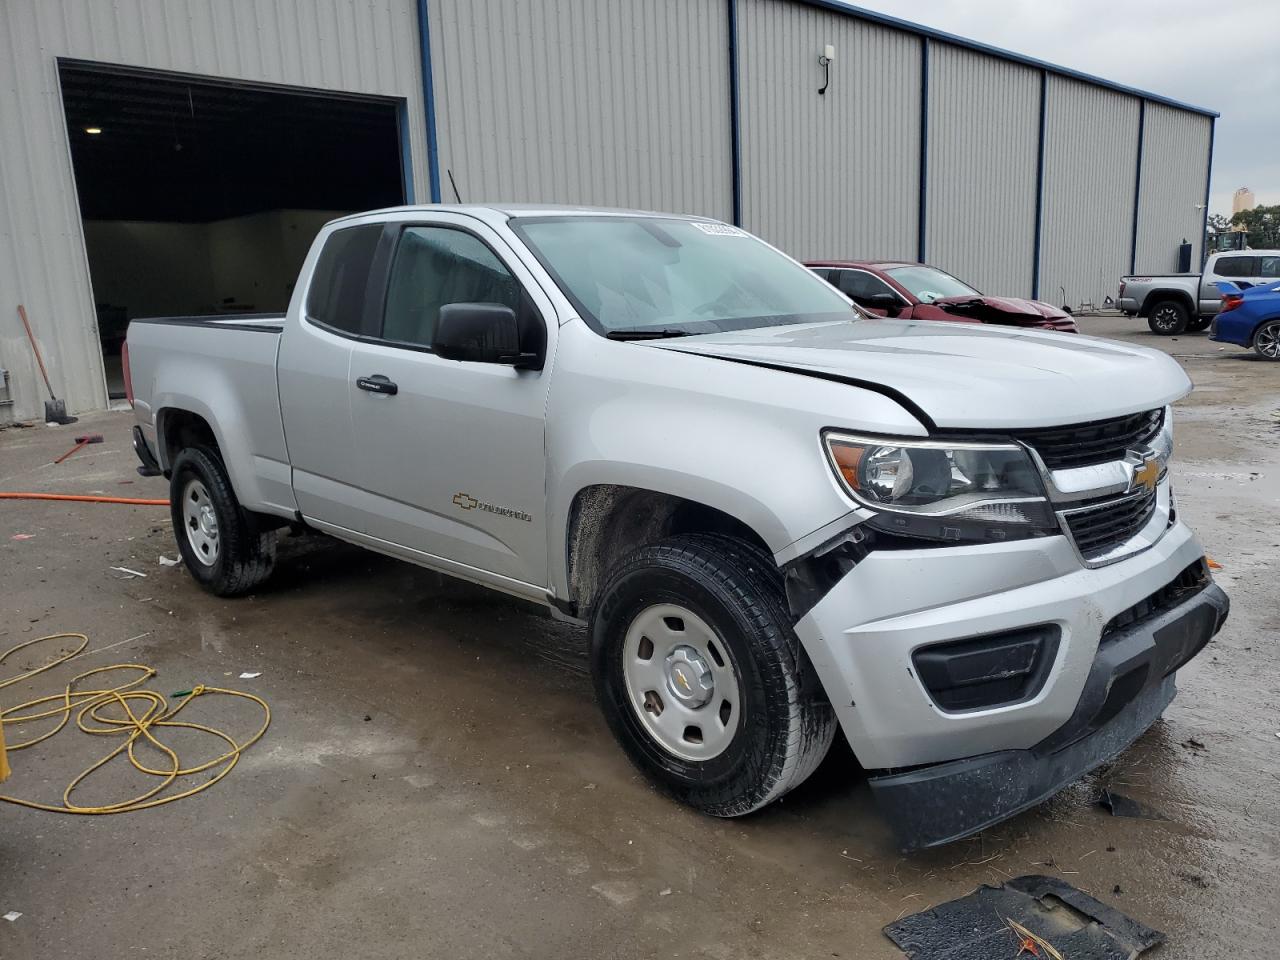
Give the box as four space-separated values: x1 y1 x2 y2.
806 260 1077 333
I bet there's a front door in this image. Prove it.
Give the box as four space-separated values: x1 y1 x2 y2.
346 216 556 592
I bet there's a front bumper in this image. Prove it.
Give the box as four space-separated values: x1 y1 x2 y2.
792 518 1226 846
873 583 1226 849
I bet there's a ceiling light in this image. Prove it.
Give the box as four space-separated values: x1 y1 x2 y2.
84 126 102 135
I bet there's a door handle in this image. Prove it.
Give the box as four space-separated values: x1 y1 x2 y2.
356 375 398 396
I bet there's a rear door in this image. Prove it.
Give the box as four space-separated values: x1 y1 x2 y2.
277 222 386 532
346 214 556 593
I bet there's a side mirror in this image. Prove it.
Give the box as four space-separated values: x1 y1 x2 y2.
861 292 901 313
433 303 539 367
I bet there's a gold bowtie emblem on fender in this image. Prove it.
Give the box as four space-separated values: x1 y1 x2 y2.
452 492 478 510
1132 457 1160 495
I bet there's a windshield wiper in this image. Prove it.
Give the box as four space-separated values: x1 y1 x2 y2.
605 328 693 341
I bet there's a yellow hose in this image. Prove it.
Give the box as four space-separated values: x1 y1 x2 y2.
0 633 270 814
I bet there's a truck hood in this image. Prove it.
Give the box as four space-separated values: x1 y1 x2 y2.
651 318 1191 430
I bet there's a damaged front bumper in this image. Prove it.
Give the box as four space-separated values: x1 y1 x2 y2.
872 582 1226 849
792 519 1227 850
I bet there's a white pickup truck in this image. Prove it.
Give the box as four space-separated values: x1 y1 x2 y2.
125 205 1228 849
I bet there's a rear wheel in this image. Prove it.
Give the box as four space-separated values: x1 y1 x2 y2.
1147 300 1189 335
591 533 836 816
1253 319 1280 360
1187 316 1212 332
170 446 276 596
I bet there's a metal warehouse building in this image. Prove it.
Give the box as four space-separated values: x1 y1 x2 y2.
0 0 1216 424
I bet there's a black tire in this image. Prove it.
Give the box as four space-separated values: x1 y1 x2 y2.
1253 319 1280 360
169 446 277 596
1187 316 1212 332
590 533 836 816
1147 300 1189 335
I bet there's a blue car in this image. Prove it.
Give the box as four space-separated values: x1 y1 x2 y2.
1211 280 1280 360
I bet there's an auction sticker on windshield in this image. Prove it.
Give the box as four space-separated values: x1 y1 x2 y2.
691 223 748 237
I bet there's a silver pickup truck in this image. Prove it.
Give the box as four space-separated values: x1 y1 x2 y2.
1120 249 1280 334
125 205 1227 849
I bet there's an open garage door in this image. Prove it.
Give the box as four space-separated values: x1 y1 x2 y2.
58 61 407 398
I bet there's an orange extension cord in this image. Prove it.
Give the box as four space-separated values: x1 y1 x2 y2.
0 493 168 506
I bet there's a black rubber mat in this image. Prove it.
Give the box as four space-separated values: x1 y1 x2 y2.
884 875 1164 959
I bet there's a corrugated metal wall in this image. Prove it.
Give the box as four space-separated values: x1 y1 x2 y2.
0 0 428 423
428 0 732 220
1136 103 1212 272
736 0 921 261
925 45 1039 298
1039 76 1140 311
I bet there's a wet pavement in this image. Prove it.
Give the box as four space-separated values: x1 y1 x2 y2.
1 315 1276 959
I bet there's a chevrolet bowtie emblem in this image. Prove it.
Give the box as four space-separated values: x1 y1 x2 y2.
1132 457 1160 495
452 492 478 510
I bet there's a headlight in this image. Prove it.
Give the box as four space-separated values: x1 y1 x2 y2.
823 432 1055 535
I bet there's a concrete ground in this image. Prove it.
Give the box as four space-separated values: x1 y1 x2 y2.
1 315 1276 959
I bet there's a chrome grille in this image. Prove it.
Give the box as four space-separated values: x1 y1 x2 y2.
1062 489 1157 559
1015 409 1164 470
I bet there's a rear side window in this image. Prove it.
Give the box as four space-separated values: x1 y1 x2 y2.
381 226 521 347
1259 256 1280 278
306 224 383 334
1214 256 1258 278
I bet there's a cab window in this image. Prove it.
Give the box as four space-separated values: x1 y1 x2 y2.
381 226 522 348
1258 256 1280 278
1214 256 1258 278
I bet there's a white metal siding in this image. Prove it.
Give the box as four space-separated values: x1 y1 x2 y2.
1039 76 1140 311
428 0 733 220
0 0 428 423
737 0 921 261
1136 103 1211 273
925 45 1039 298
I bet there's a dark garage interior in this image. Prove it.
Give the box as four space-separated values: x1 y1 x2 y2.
58 61 406 396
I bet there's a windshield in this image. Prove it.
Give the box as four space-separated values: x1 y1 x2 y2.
511 216 855 335
886 265 979 303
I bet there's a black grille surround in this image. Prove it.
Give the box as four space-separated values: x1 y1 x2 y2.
1101 558 1212 643
1013 408 1164 470
1061 488 1158 560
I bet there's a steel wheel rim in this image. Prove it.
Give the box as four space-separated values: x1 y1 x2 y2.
182 478 220 566
1152 305 1180 332
1258 324 1280 358
622 603 741 761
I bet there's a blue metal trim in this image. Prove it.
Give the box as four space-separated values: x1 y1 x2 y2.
790 0 1218 118
727 0 742 226
416 0 442 203
1201 117 1215 266
397 99 415 204
916 36 928 263
1129 100 1145 274
1031 70 1047 300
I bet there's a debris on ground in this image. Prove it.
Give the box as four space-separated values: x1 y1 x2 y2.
1182 737 1207 751
239 671 262 679
158 555 180 566
109 566 147 579
11 534 34 541
884 875 1164 959
1096 788 1168 820
2 911 22 922
659 888 672 896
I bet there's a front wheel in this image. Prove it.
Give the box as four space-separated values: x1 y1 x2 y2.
590 534 836 816
1147 300 1189 335
1254 319 1280 360
170 446 277 596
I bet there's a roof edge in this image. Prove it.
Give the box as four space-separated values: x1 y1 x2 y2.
794 0 1220 119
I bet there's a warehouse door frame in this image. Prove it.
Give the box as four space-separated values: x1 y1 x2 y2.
55 57 414 402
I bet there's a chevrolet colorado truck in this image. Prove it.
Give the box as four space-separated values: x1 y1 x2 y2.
125 205 1228 849
1119 249 1280 335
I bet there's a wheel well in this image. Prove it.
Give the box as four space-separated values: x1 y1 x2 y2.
158 409 219 471
1140 291 1193 317
564 485 773 615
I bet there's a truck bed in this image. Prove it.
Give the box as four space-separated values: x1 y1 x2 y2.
126 312 295 518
